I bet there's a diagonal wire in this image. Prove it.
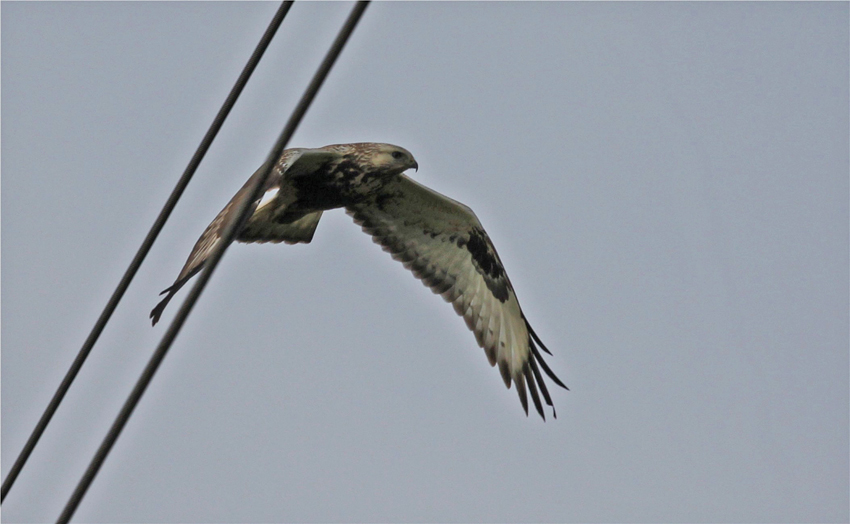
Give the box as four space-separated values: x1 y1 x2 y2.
0 1 295 504
55 2 370 522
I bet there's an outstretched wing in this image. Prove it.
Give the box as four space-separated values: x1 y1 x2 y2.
346 175 567 419
150 161 277 325
150 149 333 326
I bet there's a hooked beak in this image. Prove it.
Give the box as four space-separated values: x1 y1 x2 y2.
412 160 419 172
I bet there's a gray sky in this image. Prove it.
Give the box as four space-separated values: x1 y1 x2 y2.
2 2 847 522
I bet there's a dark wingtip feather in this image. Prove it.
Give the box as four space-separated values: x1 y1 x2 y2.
523 362 545 420
529 355 557 419
515 373 529 416
150 293 172 326
151 267 201 327
529 341 568 391
526 321 553 356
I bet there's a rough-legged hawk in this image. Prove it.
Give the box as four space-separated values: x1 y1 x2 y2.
152 143 567 419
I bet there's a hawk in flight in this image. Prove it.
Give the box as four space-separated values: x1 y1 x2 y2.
152 143 567 419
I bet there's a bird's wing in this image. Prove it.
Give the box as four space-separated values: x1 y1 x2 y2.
150 160 279 325
283 149 341 178
151 148 332 325
238 210 323 245
346 175 566 419
236 150 338 245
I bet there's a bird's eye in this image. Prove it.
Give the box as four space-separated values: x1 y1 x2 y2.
391 151 404 160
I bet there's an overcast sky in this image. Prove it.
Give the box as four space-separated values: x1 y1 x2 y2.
2 2 847 523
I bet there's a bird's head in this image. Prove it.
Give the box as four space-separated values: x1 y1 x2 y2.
367 143 418 176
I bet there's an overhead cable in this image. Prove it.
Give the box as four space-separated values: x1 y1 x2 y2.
0 1 294 504
55 2 370 522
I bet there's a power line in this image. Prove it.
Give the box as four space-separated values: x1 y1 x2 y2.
55 2 370 522
0 1 294 504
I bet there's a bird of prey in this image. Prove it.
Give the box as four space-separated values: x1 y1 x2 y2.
152 142 567 419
